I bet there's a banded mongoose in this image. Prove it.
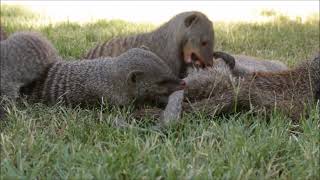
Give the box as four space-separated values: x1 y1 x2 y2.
134 53 319 123
1 32 59 100
21 48 186 107
184 53 320 122
131 51 286 126
84 11 215 78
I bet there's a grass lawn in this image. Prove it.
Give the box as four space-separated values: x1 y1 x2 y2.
1 5 319 179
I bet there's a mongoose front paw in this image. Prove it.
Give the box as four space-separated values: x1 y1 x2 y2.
213 51 236 69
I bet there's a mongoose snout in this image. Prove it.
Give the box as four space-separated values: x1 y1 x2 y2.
182 35 214 68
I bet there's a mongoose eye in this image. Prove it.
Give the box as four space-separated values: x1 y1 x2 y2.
201 41 208 46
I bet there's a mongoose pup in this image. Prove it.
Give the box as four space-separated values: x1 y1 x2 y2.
21 48 186 107
84 11 215 77
0 32 59 100
184 54 320 122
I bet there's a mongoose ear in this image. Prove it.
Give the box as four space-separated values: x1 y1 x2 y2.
140 45 150 51
184 14 199 27
127 70 145 85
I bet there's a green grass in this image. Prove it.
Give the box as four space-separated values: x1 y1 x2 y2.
1 5 319 179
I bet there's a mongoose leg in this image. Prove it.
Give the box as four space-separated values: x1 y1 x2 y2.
157 90 185 128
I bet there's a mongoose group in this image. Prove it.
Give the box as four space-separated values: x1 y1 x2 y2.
1 32 184 109
1 11 318 124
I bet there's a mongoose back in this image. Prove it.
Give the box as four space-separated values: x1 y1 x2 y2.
84 11 214 77
21 48 185 107
213 52 288 76
0 32 59 100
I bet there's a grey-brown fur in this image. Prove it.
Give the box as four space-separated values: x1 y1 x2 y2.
213 52 288 76
21 48 184 107
231 55 288 76
0 32 59 100
84 11 214 78
135 54 319 124
184 54 320 122
132 59 234 126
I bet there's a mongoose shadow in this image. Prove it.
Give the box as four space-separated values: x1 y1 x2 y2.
20 47 186 109
84 11 215 78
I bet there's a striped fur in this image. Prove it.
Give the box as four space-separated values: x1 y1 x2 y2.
21 48 184 107
0 32 59 100
184 55 320 122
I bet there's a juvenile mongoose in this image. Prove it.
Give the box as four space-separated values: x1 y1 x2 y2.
21 48 186 107
1 32 59 100
184 54 320 122
84 11 215 78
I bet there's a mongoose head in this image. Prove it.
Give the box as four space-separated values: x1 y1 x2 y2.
121 48 186 105
180 11 214 68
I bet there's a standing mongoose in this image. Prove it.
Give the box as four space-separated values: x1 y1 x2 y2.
0 32 59 101
184 53 320 122
84 11 215 78
21 48 186 107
